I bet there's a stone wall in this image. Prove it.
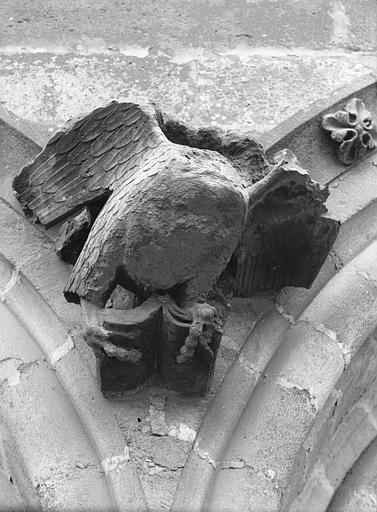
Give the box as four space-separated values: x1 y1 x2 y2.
0 0 375 141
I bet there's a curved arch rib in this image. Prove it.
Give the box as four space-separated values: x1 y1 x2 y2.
0 252 148 511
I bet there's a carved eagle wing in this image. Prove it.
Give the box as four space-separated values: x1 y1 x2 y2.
231 150 340 295
13 101 165 227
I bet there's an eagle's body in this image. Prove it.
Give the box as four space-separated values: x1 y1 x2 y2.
65 142 248 306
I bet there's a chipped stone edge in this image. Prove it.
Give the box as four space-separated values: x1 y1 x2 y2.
167 423 197 444
0 358 41 388
193 441 218 470
0 267 20 303
0 358 22 387
101 446 131 475
49 335 74 366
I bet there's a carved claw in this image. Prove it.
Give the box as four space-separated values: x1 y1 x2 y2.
84 324 143 363
80 298 144 362
176 302 223 364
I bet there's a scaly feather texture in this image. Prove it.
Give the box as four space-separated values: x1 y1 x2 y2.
13 101 165 227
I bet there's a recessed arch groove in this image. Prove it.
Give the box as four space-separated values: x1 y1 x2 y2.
0 252 148 511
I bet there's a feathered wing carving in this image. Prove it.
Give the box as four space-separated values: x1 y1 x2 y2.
13 101 166 227
233 150 340 295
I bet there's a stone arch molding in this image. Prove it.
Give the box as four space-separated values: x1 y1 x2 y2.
0 73 377 511
0 258 146 510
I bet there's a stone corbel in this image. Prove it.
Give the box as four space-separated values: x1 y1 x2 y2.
13 101 340 394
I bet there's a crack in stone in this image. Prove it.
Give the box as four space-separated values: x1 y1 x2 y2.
219 458 279 487
75 461 99 470
193 441 218 470
306 321 337 343
35 462 101 494
220 458 254 470
299 319 350 368
275 302 296 326
167 423 197 443
275 376 318 412
142 458 184 475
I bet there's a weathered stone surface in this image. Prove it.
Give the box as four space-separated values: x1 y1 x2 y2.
0 0 375 141
1 0 376 53
4 73 377 511
83 295 223 394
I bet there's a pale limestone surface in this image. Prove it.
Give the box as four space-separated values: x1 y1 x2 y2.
1 1 376 510
0 0 375 142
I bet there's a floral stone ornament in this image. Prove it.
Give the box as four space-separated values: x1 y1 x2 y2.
13 101 340 394
322 98 377 165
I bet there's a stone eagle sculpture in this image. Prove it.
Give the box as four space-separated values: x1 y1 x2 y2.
13 101 339 393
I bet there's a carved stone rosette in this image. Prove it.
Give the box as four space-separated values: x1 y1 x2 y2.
322 98 377 165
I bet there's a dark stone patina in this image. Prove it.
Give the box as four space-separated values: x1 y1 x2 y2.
13 101 339 394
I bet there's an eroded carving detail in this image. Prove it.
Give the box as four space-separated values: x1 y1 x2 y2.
322 98 377 165
177 302 222 364
13 101 339 394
